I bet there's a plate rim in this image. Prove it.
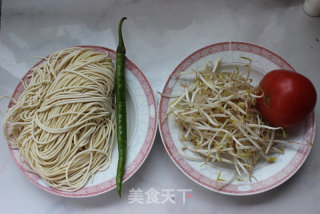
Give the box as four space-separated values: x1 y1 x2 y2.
6 45 158 198
158 41 316 196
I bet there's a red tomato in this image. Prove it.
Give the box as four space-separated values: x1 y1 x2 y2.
256 69 317 128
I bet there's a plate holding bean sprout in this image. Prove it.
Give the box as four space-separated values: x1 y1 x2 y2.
159 44 315 195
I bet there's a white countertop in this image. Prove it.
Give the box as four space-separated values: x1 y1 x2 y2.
1 0 320 213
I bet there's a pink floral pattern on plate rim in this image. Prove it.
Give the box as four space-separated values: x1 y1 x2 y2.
6 45 158 198
159 42 316 195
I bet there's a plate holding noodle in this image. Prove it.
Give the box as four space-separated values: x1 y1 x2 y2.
3 46 157 197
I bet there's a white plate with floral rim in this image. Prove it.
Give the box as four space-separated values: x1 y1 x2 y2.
6 45 158 198
158 42 315 196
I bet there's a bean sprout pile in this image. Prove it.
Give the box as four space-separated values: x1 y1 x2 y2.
168 59 286 182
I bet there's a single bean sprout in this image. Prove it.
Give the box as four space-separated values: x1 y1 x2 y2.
166 59 288 184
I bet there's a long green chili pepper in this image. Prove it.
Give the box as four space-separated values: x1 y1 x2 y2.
115 17 127 198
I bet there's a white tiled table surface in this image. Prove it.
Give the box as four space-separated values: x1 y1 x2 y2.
0 0 320 213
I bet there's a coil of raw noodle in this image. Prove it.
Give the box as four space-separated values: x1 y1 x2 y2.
3 47 116 191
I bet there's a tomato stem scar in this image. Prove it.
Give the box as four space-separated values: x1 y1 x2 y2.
265 96 270 106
